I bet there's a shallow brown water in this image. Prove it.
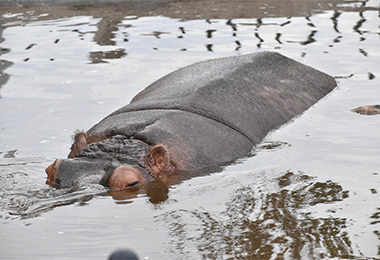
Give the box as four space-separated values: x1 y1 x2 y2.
0 0 379 259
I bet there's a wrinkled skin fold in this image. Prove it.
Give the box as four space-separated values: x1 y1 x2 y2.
46 52 337 199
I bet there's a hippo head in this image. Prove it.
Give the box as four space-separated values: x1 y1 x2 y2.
45 132 175 201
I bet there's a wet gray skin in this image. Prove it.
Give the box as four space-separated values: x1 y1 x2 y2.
46 137 153 188
46 51 336 194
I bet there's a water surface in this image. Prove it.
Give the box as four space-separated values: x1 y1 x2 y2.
0 0 379 259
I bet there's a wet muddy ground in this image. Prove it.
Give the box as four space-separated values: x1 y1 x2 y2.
0 0 379 259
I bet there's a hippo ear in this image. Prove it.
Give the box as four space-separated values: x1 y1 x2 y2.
145 144 171 175
68 131 87 158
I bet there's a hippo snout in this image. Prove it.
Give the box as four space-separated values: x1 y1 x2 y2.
45 159 62 187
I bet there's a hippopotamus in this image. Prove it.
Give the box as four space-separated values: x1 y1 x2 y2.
46 52 336 198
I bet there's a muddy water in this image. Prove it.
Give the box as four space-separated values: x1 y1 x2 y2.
0 0 379 259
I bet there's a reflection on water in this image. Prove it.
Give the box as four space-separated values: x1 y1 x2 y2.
0 0 379 82
89 48 126 64
0 0 379 259
159 172 353 259
0 25 12 88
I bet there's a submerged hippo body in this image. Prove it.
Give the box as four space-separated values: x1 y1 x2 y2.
46 52 336 196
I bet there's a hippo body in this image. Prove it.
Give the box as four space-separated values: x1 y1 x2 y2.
46 52 336 196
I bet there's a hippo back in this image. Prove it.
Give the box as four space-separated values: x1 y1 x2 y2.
88 52 336 170
110 52 336 143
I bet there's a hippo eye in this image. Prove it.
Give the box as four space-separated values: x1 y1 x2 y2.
127 181 139 188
